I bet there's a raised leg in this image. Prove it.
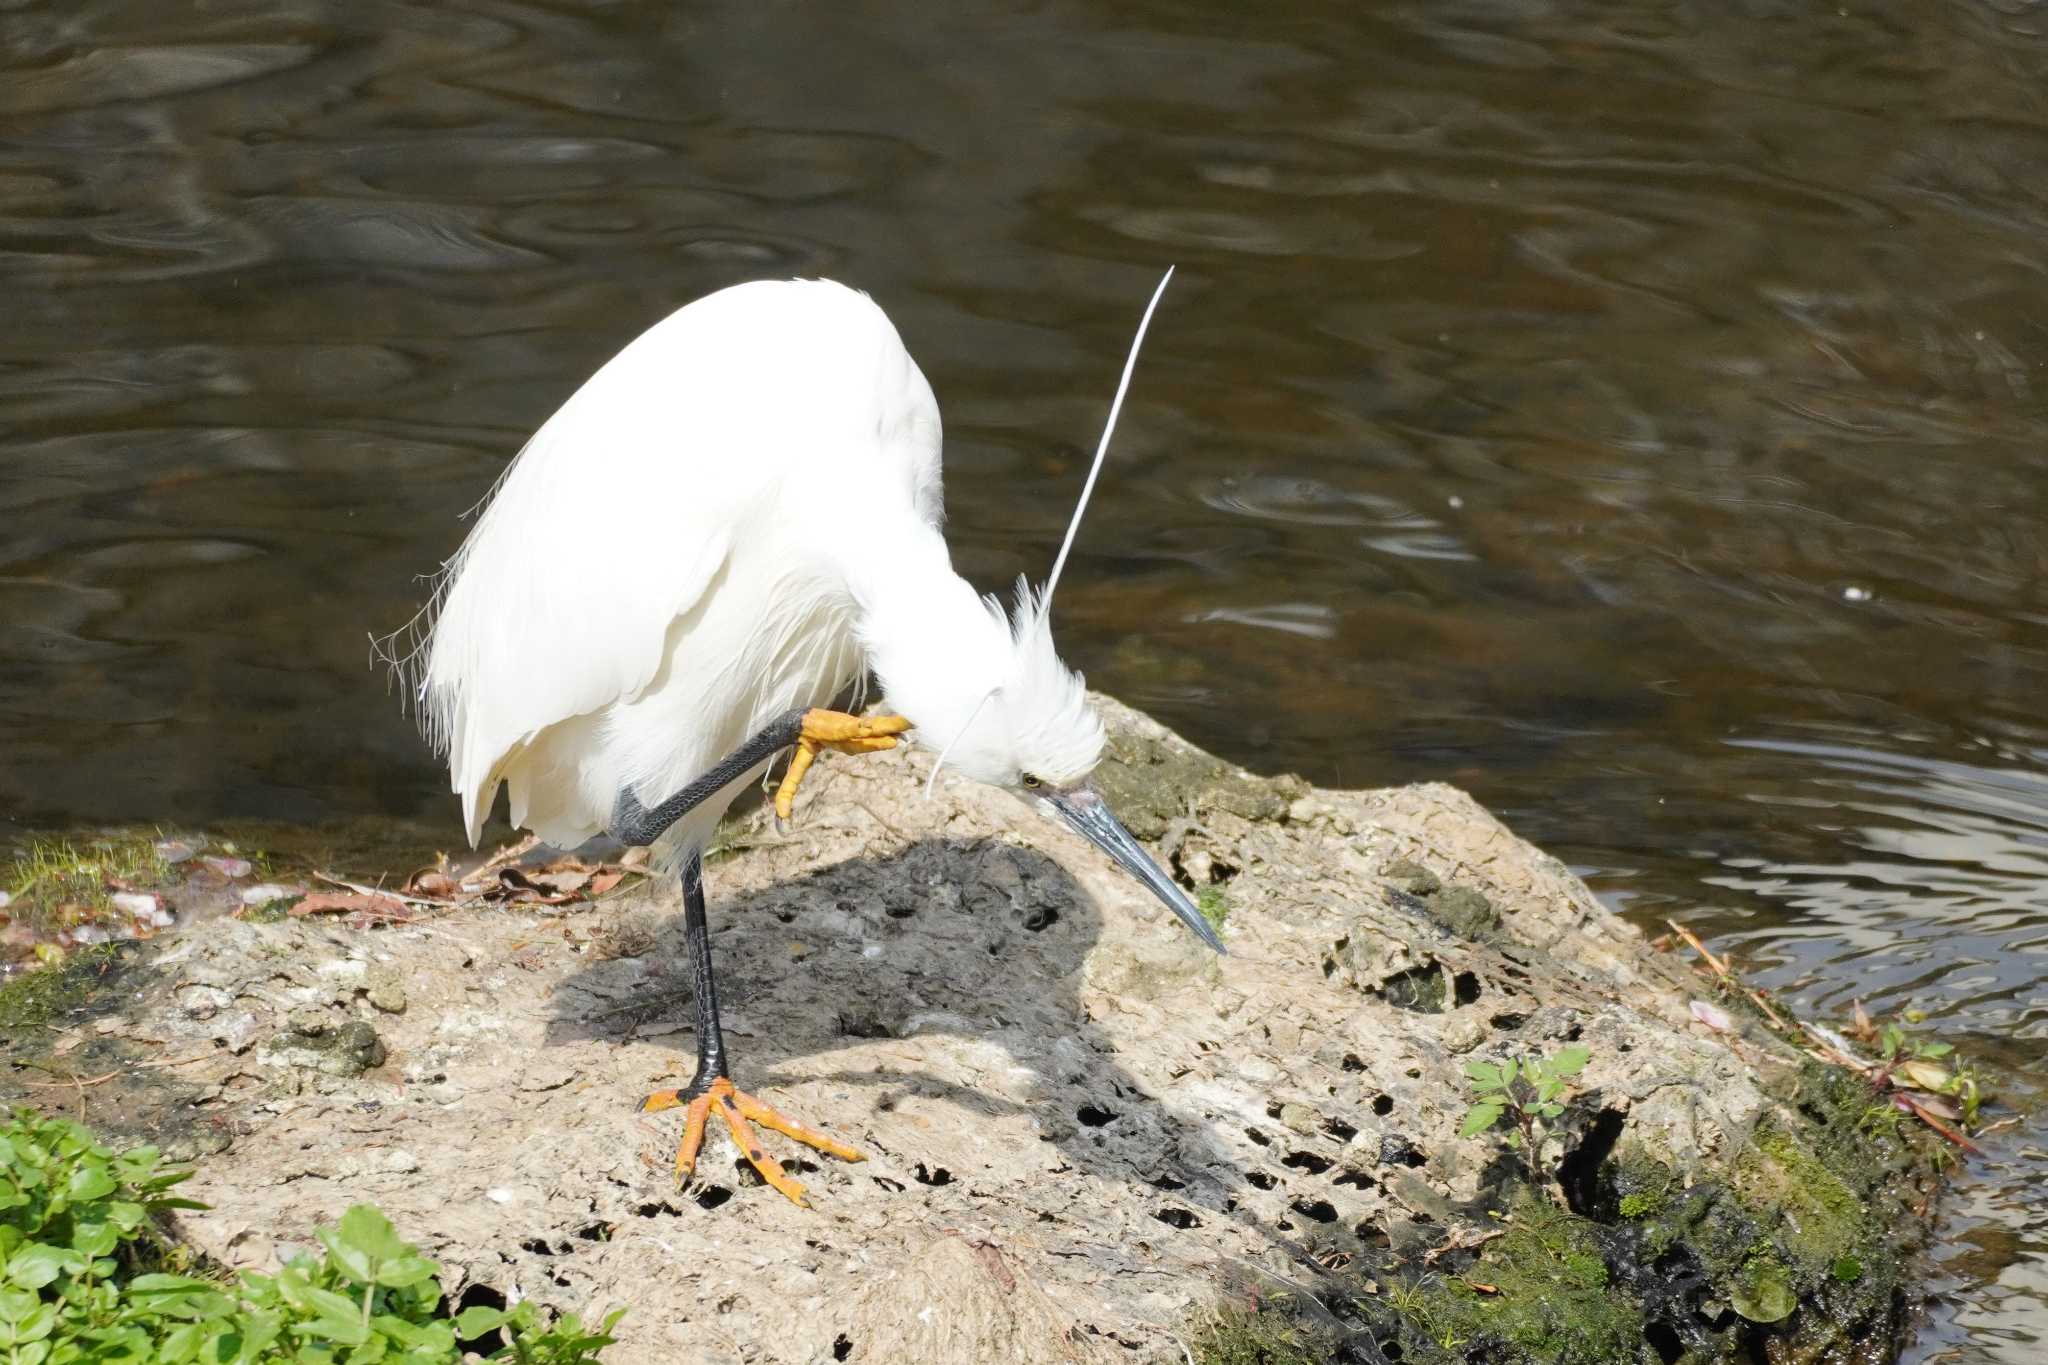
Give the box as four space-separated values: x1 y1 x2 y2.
637 851 863 1206
609 708 911 848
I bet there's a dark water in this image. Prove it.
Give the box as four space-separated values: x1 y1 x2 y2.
4 1 2045 1355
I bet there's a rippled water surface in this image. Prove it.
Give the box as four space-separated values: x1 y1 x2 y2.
4 2 2046 1356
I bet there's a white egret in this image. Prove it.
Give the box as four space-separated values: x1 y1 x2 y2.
395 271 1218 1206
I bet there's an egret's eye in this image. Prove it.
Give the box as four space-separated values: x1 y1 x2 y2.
1021 772 1042 789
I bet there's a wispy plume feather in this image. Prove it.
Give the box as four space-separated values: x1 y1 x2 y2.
1043 266 1175 604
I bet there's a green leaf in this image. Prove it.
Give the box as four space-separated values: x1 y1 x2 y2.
1458 1102 1504 1138
69 1221 118 1258
455 1305 511 1339
1550 1045 1591 1076
336 1205 406 1263
1918 1042 1954 1058
65 1165 116 1202
373 1254 438 1289
158 1322 204 1363
103 1200 146 1233
6 1243 82 1290
1461 1061 1502 1088
315 1225 376 1285
128 1272 221 1295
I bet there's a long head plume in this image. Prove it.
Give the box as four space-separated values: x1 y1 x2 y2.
924 266 1176 795
1044 265 1176 604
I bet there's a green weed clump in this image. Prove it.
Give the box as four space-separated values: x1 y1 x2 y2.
0 1107 620 1363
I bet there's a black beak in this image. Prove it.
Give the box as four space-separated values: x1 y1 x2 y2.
1042 785 1227 954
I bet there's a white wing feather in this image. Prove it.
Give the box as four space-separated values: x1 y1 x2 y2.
409 279 939 846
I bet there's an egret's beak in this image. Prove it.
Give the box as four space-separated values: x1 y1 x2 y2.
1041 785 1227 954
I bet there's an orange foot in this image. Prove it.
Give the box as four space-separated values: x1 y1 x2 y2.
640 1077 863 1207
774 710 913 823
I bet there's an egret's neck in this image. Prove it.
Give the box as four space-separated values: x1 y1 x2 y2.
846 523 1009 745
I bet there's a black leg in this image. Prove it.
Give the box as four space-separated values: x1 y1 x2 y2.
676 850 726 1097
634 847 866 1203
609 708 808 847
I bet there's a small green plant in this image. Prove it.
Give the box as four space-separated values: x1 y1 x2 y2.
1196 887 1229 934
0 1107 621 1363
1860 1011 1984 1127
1616 1192 1660 1219
1459 1045 1591 1163
4 838 168 924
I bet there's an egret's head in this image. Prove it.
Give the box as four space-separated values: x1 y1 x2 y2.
921 580 1225 954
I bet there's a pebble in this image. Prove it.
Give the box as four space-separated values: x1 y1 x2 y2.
1277 1102 1322 1136
0 890 11 911
180 985 233 1020
364 966 408 1014
240 883 301 906
383 1149 421 1174
287 1005 333 1037
154 839 197 864
203 855 254 880
219 1012 260 1053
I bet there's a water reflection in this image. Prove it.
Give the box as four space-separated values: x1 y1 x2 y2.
3 0 2046 1357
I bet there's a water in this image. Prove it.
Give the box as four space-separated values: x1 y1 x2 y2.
3 1 2045 1355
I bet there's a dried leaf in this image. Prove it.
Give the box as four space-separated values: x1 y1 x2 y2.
1689 999 1733 1032
290 891 409 920
1908 1092 1962 1121
407 871 461 899
587 869 625 897
1850 998 1874 1040
530 870 590 896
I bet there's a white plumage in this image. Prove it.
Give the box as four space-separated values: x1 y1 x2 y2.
405 278 1100 864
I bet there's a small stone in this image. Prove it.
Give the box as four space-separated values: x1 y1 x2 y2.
364 966 408 1014
1431 886 1500 939
1277 1102 1321 1136
202 855 254 879
287 1006 333 1037
261 1020 386 1077
180 985 233 1020
1287 796 1355 834
1442 1013 1488 1053
1383 859 1441 898
788 940 811 960
240 883 302 906
153 839 196 864
219 1011 260 1053
1236 1056 1282 1085
383 1149 421 1174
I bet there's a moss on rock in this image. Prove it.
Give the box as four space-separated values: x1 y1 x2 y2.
1090 727 1293 840
0 945 128 1029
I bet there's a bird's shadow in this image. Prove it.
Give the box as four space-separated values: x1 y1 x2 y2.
543 835 1325 1278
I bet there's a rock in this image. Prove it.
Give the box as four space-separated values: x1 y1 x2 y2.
363 965 407 1014
833 1236 1107 1363
42 695 1943 1365
260 1018 386 1078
